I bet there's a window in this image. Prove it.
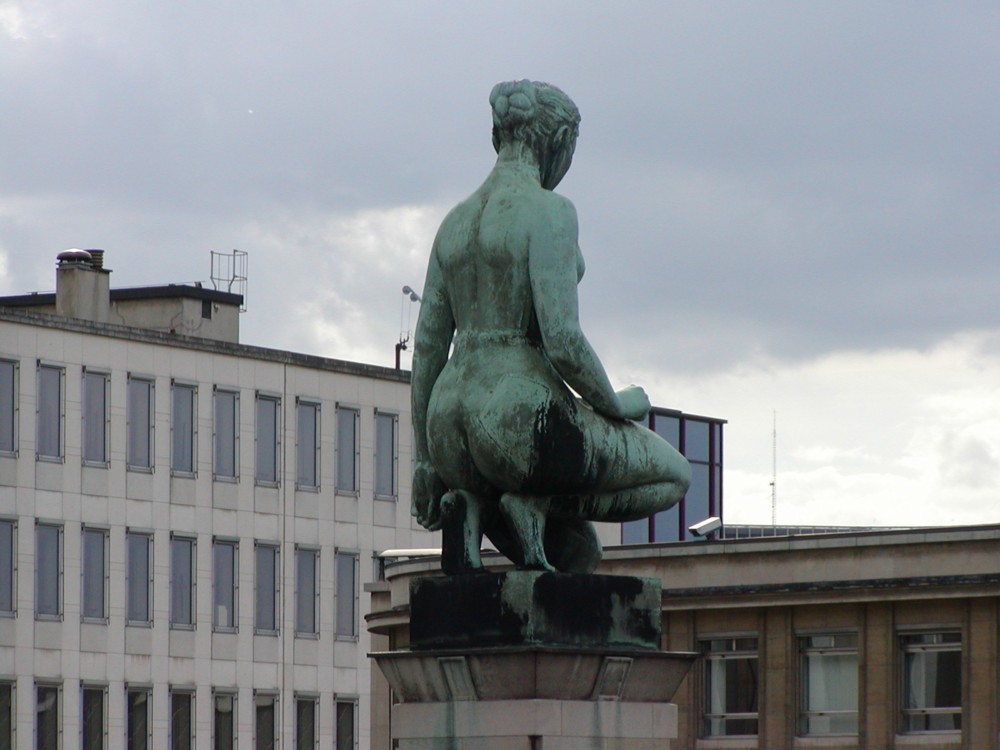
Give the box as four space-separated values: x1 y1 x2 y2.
170 690 194 750
374 411 397 497
214 388 239 480
255 543 279 634
335 406 359 493
623 411 724 544
81 685 105 750
170 536 196 628
213 539 238 631
799 633 858 735
255 693 277 750
335 699 357 750
36 363 64 460
295 547 318 635
901 631 962 732
255 393 280 485
702 637 759 737
214 692 236 750
127 376 154 470
335 552 358 638
36 684 60 750
126 532 153 625
126 688 151 750
0 519 14 616
296 399 320 489
171 382 197 475
81 527 108 622
0 359 16 455
296 696 318 750
0 681 13 749
82 369 109 465
35 523 62 618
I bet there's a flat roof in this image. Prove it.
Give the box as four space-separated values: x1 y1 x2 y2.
0 306 409 384
0 283 243 308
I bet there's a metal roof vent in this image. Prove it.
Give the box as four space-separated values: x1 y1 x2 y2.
56 248 93 265
84 249 105 269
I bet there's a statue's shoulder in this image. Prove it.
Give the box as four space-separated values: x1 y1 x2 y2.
525 190 579 237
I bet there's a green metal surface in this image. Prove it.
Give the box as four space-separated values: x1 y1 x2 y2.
412 81 691 573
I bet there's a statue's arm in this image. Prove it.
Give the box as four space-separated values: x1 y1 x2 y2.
528 197 649 421
410 247 453 528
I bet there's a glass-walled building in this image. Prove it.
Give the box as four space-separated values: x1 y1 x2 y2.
621 408 725 544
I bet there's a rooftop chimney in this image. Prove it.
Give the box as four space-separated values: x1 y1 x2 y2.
55 249 111 323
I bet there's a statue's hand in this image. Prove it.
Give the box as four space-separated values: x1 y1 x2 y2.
412 461 447 531
615 384 651 421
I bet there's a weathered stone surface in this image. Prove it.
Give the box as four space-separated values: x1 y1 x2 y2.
409 571 662 650
371 647 696 704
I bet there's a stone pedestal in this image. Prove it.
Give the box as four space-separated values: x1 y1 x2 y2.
393 698 678 749
370 572 697 750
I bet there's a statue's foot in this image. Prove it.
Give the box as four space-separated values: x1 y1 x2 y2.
440 490 486 575
499 493 554 572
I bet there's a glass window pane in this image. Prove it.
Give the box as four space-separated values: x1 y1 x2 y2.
621 519 649 544
255 695 276 750
336 408 358 492
683 419 711 462
215 694 235 750
336 553 357 637
652 504 679 542
82 687 104 750
171 692 193 750
375 413 396 496
171 538 194 626
0 521 13 614
82 371 107 463
336 701 355 750
0 361 14 453
296 549 317 635
652 414 679 448
82 529 106 620
214 390 237 478
36 525 60 616
172 384 196 474
296 699 316 750
214 542 236 629
256 396 278 484
297 402 318 487
127 534 151 623
0 683 10 749
36 685 59 750
683 463 711 540
127 378 153 469
37 366 62 458
127 689 149 750
255 545 278 632
703 638 759 738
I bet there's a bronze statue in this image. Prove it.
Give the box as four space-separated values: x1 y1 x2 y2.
412 81 690 573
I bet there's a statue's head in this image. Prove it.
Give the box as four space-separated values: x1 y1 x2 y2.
490 80 581 190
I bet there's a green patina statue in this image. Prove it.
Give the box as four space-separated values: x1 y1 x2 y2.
411 80 691 574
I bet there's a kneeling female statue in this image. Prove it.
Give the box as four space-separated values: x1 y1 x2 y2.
411 80 691 574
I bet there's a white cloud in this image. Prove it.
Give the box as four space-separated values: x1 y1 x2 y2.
239 203 446 367
617 332 1000 528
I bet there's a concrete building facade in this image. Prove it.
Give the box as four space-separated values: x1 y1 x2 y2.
370 524 1000 750
0 253 437 749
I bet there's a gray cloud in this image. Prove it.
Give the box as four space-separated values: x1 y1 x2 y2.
1 1 999 378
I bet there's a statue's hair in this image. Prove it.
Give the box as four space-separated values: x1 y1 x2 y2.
489 80 580 157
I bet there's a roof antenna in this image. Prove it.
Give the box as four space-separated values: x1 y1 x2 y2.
770 409 777 527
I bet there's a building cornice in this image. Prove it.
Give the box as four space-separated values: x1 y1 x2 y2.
0 306 410 383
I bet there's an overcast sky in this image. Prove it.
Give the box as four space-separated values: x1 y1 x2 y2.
3 2 999 528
